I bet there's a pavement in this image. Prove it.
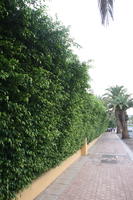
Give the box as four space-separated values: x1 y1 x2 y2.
35 132 133 200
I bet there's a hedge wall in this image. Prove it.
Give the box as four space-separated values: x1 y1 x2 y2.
0 1 108 199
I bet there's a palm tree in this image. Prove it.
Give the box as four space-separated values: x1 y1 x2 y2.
98 0 114 24
103 85 133 139
104 86 124 132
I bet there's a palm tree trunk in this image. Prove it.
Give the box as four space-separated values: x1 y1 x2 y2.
122 121 128 139
116 120 122 133
115 110 122 133
119 110 129 139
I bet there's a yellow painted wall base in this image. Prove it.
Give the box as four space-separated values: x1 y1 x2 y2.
16 150 81 200
16 135 100 200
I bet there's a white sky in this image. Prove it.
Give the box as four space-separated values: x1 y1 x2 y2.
46 0 133 115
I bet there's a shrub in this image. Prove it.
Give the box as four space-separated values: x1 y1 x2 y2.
0 1 108 199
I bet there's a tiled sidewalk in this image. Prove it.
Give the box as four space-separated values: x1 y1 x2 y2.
35 133 133 200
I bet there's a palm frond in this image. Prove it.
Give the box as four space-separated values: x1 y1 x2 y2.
98 0 114 25
103 85 133 112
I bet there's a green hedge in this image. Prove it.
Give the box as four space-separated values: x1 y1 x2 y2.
0 1 108 199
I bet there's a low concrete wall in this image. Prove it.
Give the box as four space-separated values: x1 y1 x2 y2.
16 135 100 200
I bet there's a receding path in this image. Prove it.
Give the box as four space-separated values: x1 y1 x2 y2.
35 133 133 200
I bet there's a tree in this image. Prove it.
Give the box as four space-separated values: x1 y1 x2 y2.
103 85 133 139
98 0 114 24
108 111 116 128
104 86 125 133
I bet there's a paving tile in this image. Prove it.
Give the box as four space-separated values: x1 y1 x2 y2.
35 133 133 200
35 193 58 200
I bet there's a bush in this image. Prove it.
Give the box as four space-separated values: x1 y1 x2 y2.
0 1 108 199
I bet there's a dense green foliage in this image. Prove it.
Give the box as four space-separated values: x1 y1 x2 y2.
108 115 116 128
0 1 108 199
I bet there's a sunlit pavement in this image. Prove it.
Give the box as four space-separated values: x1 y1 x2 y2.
35 133 133 200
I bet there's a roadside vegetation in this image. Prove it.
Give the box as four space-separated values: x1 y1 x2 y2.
0 1 108 199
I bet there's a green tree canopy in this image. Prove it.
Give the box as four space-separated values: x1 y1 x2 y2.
103 85 133 138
